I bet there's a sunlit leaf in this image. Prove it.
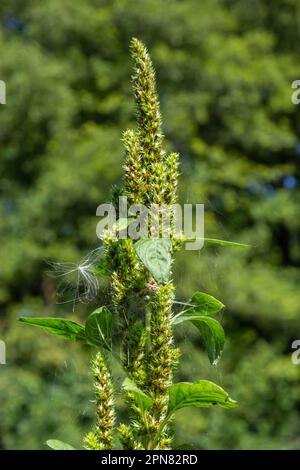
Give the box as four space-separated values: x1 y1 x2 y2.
19 317 86 342
203 238 253 248
46 439 76 450
85 306 112 350
182 291 224 316
173 313 225 364
168 380 237 416
113 217 135 231
183 237 253 248
134 238 172 283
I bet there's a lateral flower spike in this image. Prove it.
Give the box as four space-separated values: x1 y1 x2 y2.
83 353 115 450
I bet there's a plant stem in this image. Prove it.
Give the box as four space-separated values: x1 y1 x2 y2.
145 302 152 356
104 38 181 450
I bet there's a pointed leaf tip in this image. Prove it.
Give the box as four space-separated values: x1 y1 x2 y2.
18 317 86 342
168 380 237 416
46 439 76 450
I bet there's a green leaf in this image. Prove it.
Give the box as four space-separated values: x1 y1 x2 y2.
168 380 237 416
173 313 225 364
113 217 135 231
182 291 224 316
46 439 76 450
204 238 253 248
85 306 112 350
183 237 253 248
134 238 172 283
19 317 86 342
92 258 109 275
122 378 153 411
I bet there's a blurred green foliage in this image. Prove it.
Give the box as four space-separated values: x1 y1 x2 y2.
1 0 300 449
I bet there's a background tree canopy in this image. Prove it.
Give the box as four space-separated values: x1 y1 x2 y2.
1 0 300 449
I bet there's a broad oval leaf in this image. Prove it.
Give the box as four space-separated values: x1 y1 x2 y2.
85 306 112 350
172 313 225 364
122 378 153 411
168 380 237 415
185 291 224 316
19 317 86 342
134 238 172 283
46 439 76 450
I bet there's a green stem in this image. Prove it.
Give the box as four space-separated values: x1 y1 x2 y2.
145 302 152 356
